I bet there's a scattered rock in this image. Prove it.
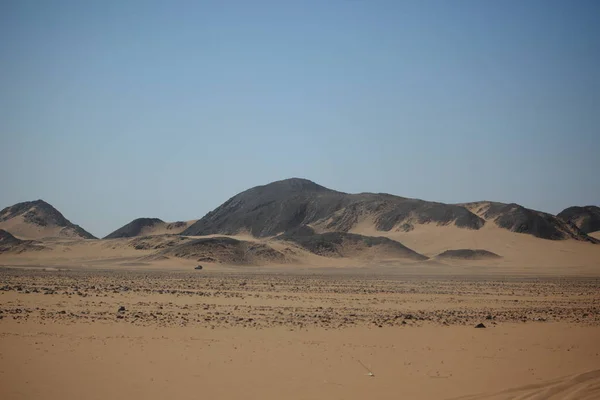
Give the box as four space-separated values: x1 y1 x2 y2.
475 323 486 328
118 306 126 313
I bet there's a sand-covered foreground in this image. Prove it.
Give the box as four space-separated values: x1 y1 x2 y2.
1 269 599 399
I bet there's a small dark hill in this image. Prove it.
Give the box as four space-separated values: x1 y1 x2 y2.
436 249 501 260
104 218 196 239
557 206 600 234
0 200 96 239
0 229 22 246
465 201 596 242
275 225 428 260
104 218 164 239
182 178 484 238
156 237 287 265
0 229 45 254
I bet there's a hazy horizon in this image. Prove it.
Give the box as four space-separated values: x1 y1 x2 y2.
2 0 599 237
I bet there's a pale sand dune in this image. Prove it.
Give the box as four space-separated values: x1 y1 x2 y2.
350 222 600 274
0 215 74 240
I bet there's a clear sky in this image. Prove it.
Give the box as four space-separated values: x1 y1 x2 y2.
1 0 599 237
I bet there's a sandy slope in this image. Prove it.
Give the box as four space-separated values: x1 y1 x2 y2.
349 220 600 274
0 215 80 240
1 270 599 400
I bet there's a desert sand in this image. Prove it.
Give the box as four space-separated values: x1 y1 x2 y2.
1 267 599 400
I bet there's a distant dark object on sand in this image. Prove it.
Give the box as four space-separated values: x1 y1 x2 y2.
436 249 501 260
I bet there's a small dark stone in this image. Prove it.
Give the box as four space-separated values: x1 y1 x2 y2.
475 323 486 328
118 306 126 313
485 315 493 320
195 265 203 270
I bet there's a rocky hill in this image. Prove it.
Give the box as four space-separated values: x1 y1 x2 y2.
104 218 195 239
154 237 288 265
463 202 595 242
557 206 600 234
0 200 96 240
275 225 427 260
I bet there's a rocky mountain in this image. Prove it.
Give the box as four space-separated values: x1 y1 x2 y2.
104 218 195 239
0 200 96 240
557 206 600 234
182 178 594 242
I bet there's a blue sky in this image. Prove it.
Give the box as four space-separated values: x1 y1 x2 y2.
1 0 599 237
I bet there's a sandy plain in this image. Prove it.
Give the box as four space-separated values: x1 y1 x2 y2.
1 267 599 400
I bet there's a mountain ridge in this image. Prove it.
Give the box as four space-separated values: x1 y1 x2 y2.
182 178 594 242
2 179 596 245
